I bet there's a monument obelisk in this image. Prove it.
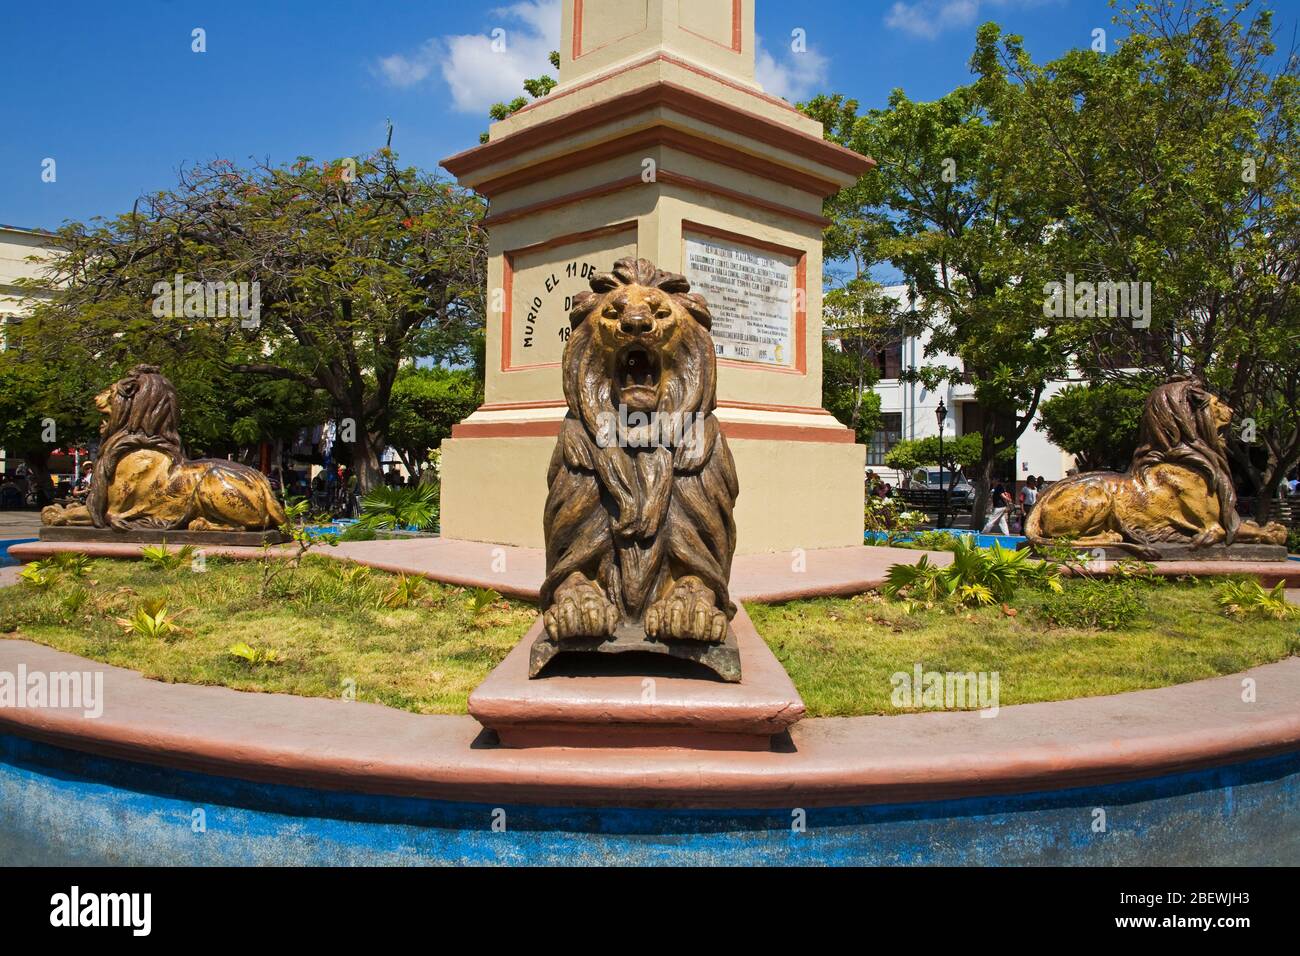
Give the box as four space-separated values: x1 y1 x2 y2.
439 0 873 554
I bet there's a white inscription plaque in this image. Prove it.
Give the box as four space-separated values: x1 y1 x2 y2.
683 235 796 368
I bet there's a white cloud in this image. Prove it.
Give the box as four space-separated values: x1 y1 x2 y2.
884 0 1053 40
375 41 439 88
372 0 560 113
755 36 830 103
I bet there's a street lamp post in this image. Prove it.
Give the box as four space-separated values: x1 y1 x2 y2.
936 399 948 530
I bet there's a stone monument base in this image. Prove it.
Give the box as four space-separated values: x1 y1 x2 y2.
469 605 804 751
529 620 741 683
39 526 288 547
1034 541 1288 562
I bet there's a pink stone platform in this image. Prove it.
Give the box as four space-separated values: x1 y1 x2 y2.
14 535 1296 599
468 605 804 750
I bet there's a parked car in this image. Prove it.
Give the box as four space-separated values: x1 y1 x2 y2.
912 470 974 501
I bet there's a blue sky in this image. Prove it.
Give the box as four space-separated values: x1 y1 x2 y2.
4 0 1300 232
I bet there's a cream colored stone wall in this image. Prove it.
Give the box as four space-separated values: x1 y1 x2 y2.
557 0 757 90
440 431 864 554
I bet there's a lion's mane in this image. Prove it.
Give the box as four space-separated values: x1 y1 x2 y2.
1128 377 1241 543
87 364 184 529
540 258 739 622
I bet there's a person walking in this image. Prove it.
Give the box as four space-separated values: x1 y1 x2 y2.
1018 476 1038 517
982 480 1013 535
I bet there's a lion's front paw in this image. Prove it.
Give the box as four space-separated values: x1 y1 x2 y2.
1259 521 1289 545
544 578 619 641
645 577 728 643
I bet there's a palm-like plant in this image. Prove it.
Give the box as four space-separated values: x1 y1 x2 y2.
883 539 1062 608
357 485 438 531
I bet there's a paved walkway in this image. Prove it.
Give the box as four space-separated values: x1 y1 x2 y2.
10 535 1300 600
6 537 954 602
0 512 41 536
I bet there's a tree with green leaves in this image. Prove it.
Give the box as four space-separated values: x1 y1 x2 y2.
976 0 1300 519
13 145 487 492
804 77 1073 525
884 432 985 479
481 51 561 142
386 365 482 477
1035 381 1150 472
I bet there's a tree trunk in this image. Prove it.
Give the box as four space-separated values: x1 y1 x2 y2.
971 456 995 529
352 428 386 494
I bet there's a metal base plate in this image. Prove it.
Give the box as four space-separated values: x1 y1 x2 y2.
529 621 742 683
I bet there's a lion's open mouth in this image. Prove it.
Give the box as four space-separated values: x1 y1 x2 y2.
617 347 660 407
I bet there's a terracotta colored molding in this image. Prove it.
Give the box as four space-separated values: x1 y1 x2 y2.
482 170 828 229
475 126 841 199
473 398 837 416
451 418 854 443
443 81 874 182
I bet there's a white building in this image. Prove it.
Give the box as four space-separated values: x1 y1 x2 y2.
859 285 1079 485
1 223 59 475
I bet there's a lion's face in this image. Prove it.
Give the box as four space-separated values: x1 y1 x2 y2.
1207 394 1232 432
96 374 142 436
587 283 693 413
93 385 114 426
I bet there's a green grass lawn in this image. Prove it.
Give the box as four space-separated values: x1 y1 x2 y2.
749 581 1300 716
0 554 534 714
1 556 1295 717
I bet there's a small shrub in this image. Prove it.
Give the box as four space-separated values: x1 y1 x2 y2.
883 538 1062 609
59 586 89 621
338 523 378 542
46 552 92 577
864 496 927 544
380 573 426 609
465 586 500 616
18 564 59 590
326 560 373 586
357 485 438 532
228 641 281 665
1288 528 1300 555
909 530 963 551
116 598 180 638
140 543 196 571
1216 579 1296 620
1040 580 1145 630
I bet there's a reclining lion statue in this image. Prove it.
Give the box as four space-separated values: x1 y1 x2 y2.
41 364 287 533
1026 378 1287 558
539 257 740 658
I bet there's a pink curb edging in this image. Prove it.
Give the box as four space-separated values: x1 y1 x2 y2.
0 639 1296 809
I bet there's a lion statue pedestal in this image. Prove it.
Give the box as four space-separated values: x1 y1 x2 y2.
1026 378 1288 562
529 257 743 682
39 365 288 546
467 258 807 747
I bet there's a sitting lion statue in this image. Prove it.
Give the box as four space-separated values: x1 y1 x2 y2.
41 365 287 533
1026 377 1287 557
540 257 739 645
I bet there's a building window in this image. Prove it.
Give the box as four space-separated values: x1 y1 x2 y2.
867 413 902 466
